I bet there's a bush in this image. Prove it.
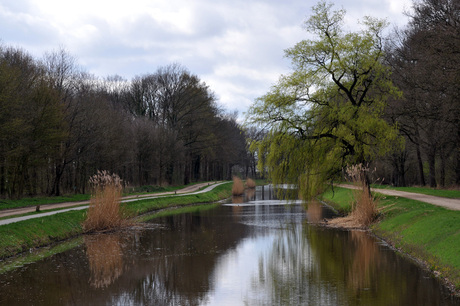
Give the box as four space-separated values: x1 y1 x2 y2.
83 171 130 232
232 176 245 196
246 178 256 189
347 164 378 226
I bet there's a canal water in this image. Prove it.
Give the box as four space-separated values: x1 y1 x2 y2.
0 186 458 305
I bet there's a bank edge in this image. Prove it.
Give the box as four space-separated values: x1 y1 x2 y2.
321 187 460 295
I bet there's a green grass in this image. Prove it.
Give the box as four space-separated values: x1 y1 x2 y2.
0 210 86 259
0 181 219 211
0 194 90 211
322 186 460 290
0 182 232 261
124 182 232 216
319 187 355 214
123 181 206 195
370 184 460 198
0 205 87 221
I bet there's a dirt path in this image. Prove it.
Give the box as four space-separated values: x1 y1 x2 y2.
337 184 460 211
0 181 221 219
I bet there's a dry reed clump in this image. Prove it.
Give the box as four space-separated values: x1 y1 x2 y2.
327 164 378 229
232 176 245 196
350 183 378 226
83 170 129 232
347 164 378 227
246 178 256 189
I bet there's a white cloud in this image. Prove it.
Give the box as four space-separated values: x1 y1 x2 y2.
0 0 411 117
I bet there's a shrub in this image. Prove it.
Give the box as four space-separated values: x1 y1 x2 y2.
83 171 130 232
346 164 378 227
246 178 256 189
232 176 245 196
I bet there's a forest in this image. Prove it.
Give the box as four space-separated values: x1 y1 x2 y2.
1 0 459 200
0 49 252 199
248 0 459 197
381 0 460 188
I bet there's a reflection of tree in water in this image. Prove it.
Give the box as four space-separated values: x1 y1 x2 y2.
85 234 124 288
305 227 441 305
306 200 323 223
246 223 326 305
348 231 381 293
246 222 451 306
245 188 256 201
112 209 250 305
232 195 244 204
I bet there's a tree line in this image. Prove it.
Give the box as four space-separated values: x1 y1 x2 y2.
382 0 460 187
248 0 459 198
0 46 251 199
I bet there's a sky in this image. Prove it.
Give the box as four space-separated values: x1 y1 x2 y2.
0 0 412 118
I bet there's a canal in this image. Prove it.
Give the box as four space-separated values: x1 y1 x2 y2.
0 185 458 305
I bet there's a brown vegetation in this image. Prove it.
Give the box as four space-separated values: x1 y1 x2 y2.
327 164 378 229
246 178 256 189
232 176 245 196
83 171 130 232
85 234 124 288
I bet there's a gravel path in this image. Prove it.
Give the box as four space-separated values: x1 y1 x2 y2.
337 184 460 211
0 181 226 226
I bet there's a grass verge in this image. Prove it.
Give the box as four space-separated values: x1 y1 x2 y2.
0 210 86 259
0 194 90 211
321 186 460 292
0 181 215 211
364 183 459 198
0 182 232 261
125 182 232 216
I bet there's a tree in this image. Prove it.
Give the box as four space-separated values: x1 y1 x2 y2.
247 1 402 199
0 46 66 198
384 0 460 187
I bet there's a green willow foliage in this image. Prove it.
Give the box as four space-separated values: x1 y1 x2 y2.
247 1 403 199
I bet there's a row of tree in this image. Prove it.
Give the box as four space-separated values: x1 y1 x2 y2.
0 47 251 199
248 0 459 198
382 0 460 187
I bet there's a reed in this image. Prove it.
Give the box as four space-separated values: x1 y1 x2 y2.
246 178 256 189
232 176 245 196
83 171 129 232
346 164 378 227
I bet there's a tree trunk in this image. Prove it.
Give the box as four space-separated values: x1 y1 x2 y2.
414 127 426 186
52 163 64 196
427 151 437 188
456 125 460 185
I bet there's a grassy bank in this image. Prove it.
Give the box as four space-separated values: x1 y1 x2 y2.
321 187 460 291
338 183 460 199
0 194 90 210
0 182 232 260
0 182 213 211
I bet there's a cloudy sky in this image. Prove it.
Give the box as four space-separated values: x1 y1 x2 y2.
0 0 412 117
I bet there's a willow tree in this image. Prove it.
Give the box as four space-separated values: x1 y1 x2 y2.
247 1 403 199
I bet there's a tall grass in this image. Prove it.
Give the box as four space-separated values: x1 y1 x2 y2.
347 164 377 227
83 171 129 232
232 176 245 196
246 178 256 189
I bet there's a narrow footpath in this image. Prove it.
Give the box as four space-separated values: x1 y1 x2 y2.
0 181 226 226
337 184 460 211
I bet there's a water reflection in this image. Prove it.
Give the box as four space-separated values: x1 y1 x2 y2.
0 186 458 305
85 234 124 288
306 200 324 223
